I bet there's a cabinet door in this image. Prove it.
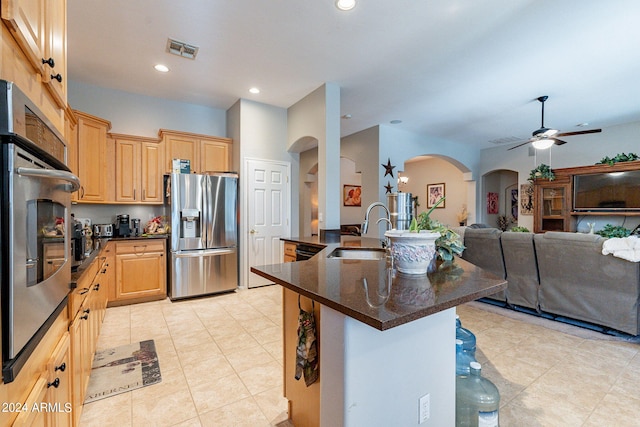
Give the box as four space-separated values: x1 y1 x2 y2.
11 377 48 427
64 110 78 202
200 139 230 173
115 138 141 202
41 0 66 108
76 113 110 202
46 332 72 427
141 141 164 202
116 251 166 300
164 134 198 173
534 179 572 233
69 313 84 427
1 0 46 74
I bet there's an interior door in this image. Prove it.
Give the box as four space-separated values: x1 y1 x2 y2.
246 159 290 288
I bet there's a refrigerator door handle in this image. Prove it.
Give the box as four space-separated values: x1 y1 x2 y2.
174 249 235 258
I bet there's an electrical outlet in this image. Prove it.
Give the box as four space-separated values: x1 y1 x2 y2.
419 393 430 424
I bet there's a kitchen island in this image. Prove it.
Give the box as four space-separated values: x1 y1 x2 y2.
251 236 506 427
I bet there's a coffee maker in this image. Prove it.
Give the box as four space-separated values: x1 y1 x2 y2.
132 218 141 236
116 214 131 237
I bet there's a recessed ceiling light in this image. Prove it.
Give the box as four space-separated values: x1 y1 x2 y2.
390 120 402 124
249 87 260 94
335 0 356 11
154 64 170 73
342 114 352 119
576 122 589 127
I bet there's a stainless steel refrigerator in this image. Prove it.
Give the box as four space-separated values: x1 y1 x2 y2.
167 172 238 299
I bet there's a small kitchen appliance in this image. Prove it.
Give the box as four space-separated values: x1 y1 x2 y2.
116 214 130 237
132 218 141 236
93 223 114 237
71 219 86 269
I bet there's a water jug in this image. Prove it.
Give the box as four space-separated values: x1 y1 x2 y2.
456 339 477 376
456 362 500 427
456 315 477 357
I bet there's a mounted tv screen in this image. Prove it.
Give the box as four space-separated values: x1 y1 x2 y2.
573 170 640 211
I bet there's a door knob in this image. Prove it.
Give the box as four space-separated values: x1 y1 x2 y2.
250 229 257 234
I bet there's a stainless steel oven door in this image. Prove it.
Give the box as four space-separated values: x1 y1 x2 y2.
7 144 80 359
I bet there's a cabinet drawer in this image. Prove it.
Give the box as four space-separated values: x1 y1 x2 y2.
284 242 297 257
115 240 165 255
69 259 99 316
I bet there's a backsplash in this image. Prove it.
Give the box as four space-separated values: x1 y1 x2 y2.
71 204 167 225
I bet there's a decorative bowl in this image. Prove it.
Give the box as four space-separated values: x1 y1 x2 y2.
384 230 440 275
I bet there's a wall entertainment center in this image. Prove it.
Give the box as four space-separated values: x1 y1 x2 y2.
533 161 640 233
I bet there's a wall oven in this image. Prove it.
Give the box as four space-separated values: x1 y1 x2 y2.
0 81 80 382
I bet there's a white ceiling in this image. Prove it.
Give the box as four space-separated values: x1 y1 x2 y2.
67 0 640 149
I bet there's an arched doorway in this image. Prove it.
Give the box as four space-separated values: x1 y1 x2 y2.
482 169 519 229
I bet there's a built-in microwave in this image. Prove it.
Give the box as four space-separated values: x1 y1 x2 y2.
0 80 80 383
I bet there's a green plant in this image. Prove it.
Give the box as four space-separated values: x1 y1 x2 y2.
596 152 639 166
528 163 555 182
510 226 530 232
408 197 465 261
595 224 632 238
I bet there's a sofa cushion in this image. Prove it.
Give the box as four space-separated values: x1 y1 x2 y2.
535 232 640 335
501 232 539 310
462 228 506 301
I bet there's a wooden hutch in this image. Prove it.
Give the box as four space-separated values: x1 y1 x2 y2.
533 161 640 233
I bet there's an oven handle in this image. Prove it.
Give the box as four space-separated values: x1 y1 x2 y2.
16 167 81 192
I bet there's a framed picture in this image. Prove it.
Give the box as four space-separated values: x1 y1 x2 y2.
427 183 445 208
343 185 362 206
520 183 534 215
506 184 518 219
487 192 499 214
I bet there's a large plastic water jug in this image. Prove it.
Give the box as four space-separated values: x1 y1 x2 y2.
456 315 477 357
456 362 500 427
456 339 477 376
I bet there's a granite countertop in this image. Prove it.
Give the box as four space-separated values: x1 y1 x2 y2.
251 236 507 331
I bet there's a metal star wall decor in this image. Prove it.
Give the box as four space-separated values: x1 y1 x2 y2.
384 181 394 194
381 158 395 177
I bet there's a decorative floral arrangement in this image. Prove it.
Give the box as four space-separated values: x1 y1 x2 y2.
510 226 530 232
595 224 631 238
497 215 516 231
596 152 639 166
408 197 465 262
528 163 555 182
456 205 468 225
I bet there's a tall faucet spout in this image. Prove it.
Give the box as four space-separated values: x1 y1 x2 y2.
362 202 391 235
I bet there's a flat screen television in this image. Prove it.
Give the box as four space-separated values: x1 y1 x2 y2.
573 170 640 211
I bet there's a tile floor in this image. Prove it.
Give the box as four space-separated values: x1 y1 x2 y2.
80 286 640 427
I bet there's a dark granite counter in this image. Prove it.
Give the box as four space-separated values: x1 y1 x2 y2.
251 236 507 331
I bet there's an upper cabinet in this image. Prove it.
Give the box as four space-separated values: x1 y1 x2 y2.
160 129 232 174
113 134 164 204
1 0 67 109
73 110 112 202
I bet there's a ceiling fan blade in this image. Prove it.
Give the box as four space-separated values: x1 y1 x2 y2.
553 138 568 146
507 140 533 151
556 128 602 137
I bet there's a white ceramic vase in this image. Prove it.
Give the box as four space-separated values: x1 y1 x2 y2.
384 230 440 275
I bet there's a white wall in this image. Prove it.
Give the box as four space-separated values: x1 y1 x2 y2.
403 157 467 227
68 80 227 137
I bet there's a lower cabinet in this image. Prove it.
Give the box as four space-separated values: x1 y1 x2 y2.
113 240 166 303
283 242 297 263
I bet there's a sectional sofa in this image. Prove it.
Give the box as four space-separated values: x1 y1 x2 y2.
461 228 640 336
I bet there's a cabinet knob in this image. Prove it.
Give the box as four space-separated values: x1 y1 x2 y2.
47 378 60 388
55 363 66 372
80 314 89 320
79 287 90 295
94 284 100 291
50 73 63 83
83 308 91 314
42 57 55 67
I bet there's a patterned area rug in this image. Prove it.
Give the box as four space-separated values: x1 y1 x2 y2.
84 340 162 403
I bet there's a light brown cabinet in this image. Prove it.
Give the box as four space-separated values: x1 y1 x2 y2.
533 176 572 233
160 129 232 174
113 240 166 303
1 0 67 109
73 111 112 202
283 242 297 263
113 134 164 204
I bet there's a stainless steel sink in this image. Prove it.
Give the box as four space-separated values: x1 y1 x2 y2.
326 247 387 260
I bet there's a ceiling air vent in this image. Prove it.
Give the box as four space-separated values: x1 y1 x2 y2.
166 38 199 59
488 136 522 145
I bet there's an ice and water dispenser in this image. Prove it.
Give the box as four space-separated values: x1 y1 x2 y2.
180 208 201 239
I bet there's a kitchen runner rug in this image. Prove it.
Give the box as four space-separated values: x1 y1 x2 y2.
84 339 161 404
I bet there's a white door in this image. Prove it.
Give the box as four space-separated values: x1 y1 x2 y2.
246 159 290 288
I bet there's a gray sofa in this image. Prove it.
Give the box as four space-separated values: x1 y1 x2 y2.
461 228 640 335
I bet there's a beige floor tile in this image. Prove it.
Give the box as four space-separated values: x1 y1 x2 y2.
225 344 277 374
262 339 284 365
130 368 196 427
504 390 589 426
584 388 640 426
80 390 132 427
169 417 203 427
189 372 252 414
170 329 215 350
215 330 261 354
198 397 270 427
237 360 283 395
180 351 235 385
253 385 288 424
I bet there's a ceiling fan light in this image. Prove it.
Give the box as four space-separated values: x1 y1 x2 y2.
532 138 555 149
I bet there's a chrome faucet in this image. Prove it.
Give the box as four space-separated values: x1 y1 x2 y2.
362 202 391 234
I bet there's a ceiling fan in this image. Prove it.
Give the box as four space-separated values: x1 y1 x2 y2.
508 96 602 150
